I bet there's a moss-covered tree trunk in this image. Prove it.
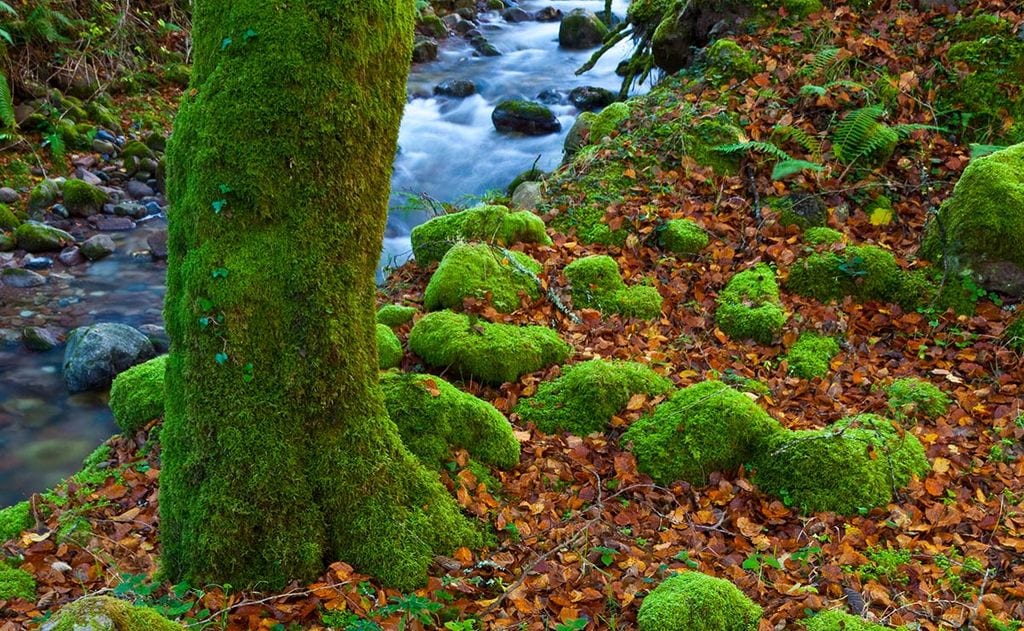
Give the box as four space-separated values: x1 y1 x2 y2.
162 0 478 590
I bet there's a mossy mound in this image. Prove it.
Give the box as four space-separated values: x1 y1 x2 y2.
623 381 783 485
408 310 571 385
564 255 663 319
590 102 631 142
14 222 75 253
423 243 541 313
802 609 891 631
545 157 631 246
715 264 787 345
786 245 924 309
377 323 403 369
0 563 35 601
410 204 551 265
637 571 762 631
109 355 167 434
121 140 156 172
753 414 930 515
781 0 822 18
40 595 183 631
938 33 1024 144
0 204 21 231
660 218 709 255
703 39 758 81
515 359 674 436
786 333 840 379
885 378 950 422
774 195 827 230
376 304 417 327
803 227 844 246
0 501 31 542
62 179 108 216
380 371 520 469
28 179 60 211
682 118 745 175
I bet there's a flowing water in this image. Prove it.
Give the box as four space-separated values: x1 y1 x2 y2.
0 0 640 505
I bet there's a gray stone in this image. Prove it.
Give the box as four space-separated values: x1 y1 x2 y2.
434 79 477 98
58 246 86 266
492 100 561 135
92 138 117 155
138 323 170 353
412 38 439 63
511 181 543 211
569 86 616 112
24 256 53 270
80 234 116 261
559 9 608 49
114 201 149 219
502 7 532 22
62 323 156 392
535 6 562 22
22 326 59 351
124 180 155 199
89 215 135 231
0 187 18 203
73 167 103 186
1 268 46 288
147 230 168 261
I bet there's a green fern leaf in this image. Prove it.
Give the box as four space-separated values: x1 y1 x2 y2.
773 124 822 157
712 141 792 161
800 84 826 98
800 46 842 78
969 143 1007 159
0 1 16 15
833 105 886 165
0 71 14 130
44 132 65 161
772 159 825 180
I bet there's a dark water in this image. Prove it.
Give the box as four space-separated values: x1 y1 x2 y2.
0 0 638 506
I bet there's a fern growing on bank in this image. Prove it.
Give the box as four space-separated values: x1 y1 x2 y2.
0 70 15 131
833 105 944 167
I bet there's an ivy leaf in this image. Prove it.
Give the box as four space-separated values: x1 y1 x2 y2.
198 297 214 311
198 316 210 329
211 199 227 214
211 267 229 279
215 352 229 365
243 28 258 41
218 183 232 195
220 37 232 50
243 362 255 383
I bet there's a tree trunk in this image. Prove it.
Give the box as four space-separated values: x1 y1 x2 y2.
161 0 479 590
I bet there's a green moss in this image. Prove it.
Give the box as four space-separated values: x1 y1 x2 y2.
803 227 844 245
753 414 930 515
410 204 551 264
377 323 403 369
28 179 60 211
781 0 822 18
380 372 519 469
590 102 631 141
86 101 120 129
774 195 827 230
948 14 1012 42
376 304 417 327
408 310 571 385
715 264 787 345
939 36 1024 143
802 609 891 631
122 140 156 172
0 204 20 230
564 255 663 319
682 119 744 174
623 381 783 485
704 39 758 81
0 501 31 542
786 333 840 379
1006 315 1024 351
637 571 762 631
13 221 75 253
109 355 167 434
506 167 544 196
62 179 108 215
424 243 541 313
885 378 950 422
0 564 35 601
545 153 632 245
515 359 673 435
787 245 924 309
42 595 183 630
660 218 709 255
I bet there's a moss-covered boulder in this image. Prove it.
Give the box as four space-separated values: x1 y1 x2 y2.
376 304 417 327
703 39 758 81
786 245 924 309
781 0 822 18
802 609 891 631
775 194 827 230
716 264 787 344
28 179 60 211
0 204 21 231
492 100 561 135
660 218 709 255
803 227 844 246
408 310 571 385
424 243 540 313
590 102 631 141
682 118 745 175
14 221 75 253
0 501 31 542
623 381 782 485
516 359 674 435
921 143 1024 297
752 415 930 515
559 8 608 49
381 372 520 469
121 140 156 173
410 204 551 264
377 323 403 369
564 255 663 319
637 571 762 631
885 378 950 422
0 563 35 601
40 595 183 631
109 355 166 434
786 333 840 379
62 179 108 217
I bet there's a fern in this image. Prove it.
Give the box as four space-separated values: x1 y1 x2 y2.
800 46 842 78
970 143 1007 158
0 1 14 46
0 71 14 130
772 160 825 180
832 105 889 165
713 141 793 161
773 124 822 157
43 132 65 162
800 84 826 98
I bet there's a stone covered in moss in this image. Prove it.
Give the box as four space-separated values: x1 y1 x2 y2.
703 39 758 81
660 218 709 255
786 333 840 379
492 100 561 135
0 204 21 231
590 102 631 142
376 304 417 327
938 34 1024 144
516 359 674 435
716 264 787 344
410 204 551 264
753 415 929 515
40 595 183 631
564 255 663 319
637 571 762 631
0 501 31 542
683 119 745 174
13 221 75 253
623 381 782 485
109 355 167 434
424 243 540 313
0 563 35 601
28 179 60 211
62 179 108 217
377 323 403 369
381 372 519 469
546 155 631 246
121 140 156 173
559 8 609 49
409 310 571 385
885 378 950 422
775 194 827 230
781 0 822 18
803 227 844 246
802 609 890 631
786 245 923 309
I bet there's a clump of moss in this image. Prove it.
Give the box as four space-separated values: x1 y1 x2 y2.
589 102 631 141
408 310 571 385
423 243 540 313
381 372 520 469
41 595 183 631
410 204 551 264
61 179 108 216
0 204 21 231
14 222 75 253
715 264 787 344
564 255 663 319
703 39 758 81
660 218 709 255
803 227 844 246
781 0 822 18
786 333 840 379
28 179 60 211
753 414 930 515
802 610 891 631
121 140 156 172
938 36 1024 143
377 323 403 369
109 355 167 434
682 119 744 175
623 381 783 485
0 501 31 542
637 571 762 631
885 378 950 422
545 150 634 246
516 359 674 435
376 304 417 327
775 195 827 230
786 245 924 309
0 563 35 601
1006 315 1024 351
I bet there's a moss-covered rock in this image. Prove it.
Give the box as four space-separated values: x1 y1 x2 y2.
803 227 844 246
381 372 519 469
937 34 1024 144
408 310 571 385
0 204 21 230
590 102 631 141
109 355 167 434
559 8 609 49
786 245 923 309
885 378 950 422
515 359 673 435
623 381 783 485
682 118 744 175
637 571 762 631
0 563 35 601
565 255 663 319
492 100 561 135
376 304 417 327
786 333 840 379
410 204 551 264
13 221 75 253
40 595 183 631
703 39 758 81
0 501 31 542
660 218 709 255
506 167 545 196
424 243 541 313
775 194 827 230
716 264 787 344
802 609 891 631
62 179 108 217
121 140 156 173
781 0 822 18
546 157 631 246
28 179 61 211
377 323 403 369
752 414 929 514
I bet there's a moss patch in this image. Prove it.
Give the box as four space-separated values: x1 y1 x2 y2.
377 323 403 369
786 333 840 379
0 204 21 231
938 34 1024 143
715 264 787 344
703 39 758 81
590 102 631 142
410 204 551 264
0 501 31 543
1006 315 1024 351
802 609 891 631
637 571 762 631
0 564 35 601
62 179 108 215
803 227 844 246
376 304 417 327
423 243 541 313
885 378 951 422
660 218 709 255
564 255 663 319
41 595 183 631
14 221 75 253
109 355 167 434
786 245 925 310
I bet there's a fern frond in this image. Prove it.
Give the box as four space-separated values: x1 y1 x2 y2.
772 124 822 157
0 71 14 130
969 143 1007 158
833 105 886 164
772 159 825 180
44 132 65 161
0 1 16 15
712 141 792 161
826 79 874 98
800 84 826 97
800 46 841 77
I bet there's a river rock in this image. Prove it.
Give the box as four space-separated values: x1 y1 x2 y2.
502 7 531 22
114 201 149 218
24 255 53 270
138 323 170 353
147 230 168 261
537 89 566 105
535 6 562 21
28 179 61 211
63 323 156 392
559 9 608 49
0 233 14 251
89 215 135 231
512 181 543 211
1 268 46 288
125 180 155 199
412 38 439 63
80 234 116 261
434 79 477 98
92 138 116 155
22 326 59 352
0 187 18 203
73 167 103 186
14 222 75 253
492 100 561 135
569 86 616 111
59 246 86 266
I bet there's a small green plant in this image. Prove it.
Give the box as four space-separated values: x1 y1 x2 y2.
853 547 912 585
555 618 589 631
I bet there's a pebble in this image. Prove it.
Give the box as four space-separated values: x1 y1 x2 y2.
1 268 47 288
89 215 135 231
24 256 53 270
0 187 18 203
125 180 155 199
58 247 86 266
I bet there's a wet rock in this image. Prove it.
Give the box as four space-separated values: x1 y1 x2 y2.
536 89 567 105
434 79 477 98
0 233 14 251
22 326 59 352
114 201 149 219
58 246 86 266
28 179 61 212
13 222 75 253
145 131 166 153
125 180 155 199
80 234 116 261
138 323 170 353
492 99 561 135
569 86 616 111
412 37 439 63
512 181 543 211
452 18 475 35
88 215 135 231
92 138 116 155
559 9 609 49
24 256 53 270
63 322 156 393
534 6 562 22
502 7 532 22
1 268 46 288
147 231 168 261
472 37 501 56
0 187 18 204
73 167 103 186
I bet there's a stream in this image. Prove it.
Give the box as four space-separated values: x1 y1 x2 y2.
0 0 639 506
